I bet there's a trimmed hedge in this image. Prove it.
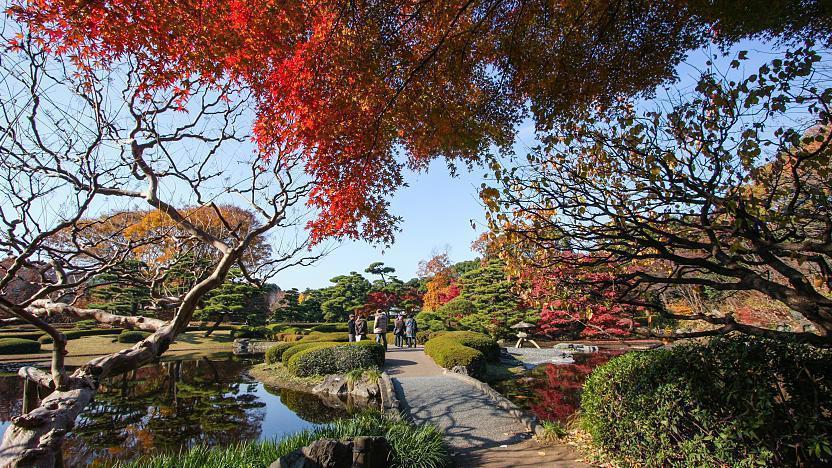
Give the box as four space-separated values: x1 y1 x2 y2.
118 330 152 343
74 319 98 330
299 331 350 343
443 331 499 360
265 342 296 364
0 331 46 341
310 323 349 333
424 331 499 376
287 342 385 377
424 338 484 374
581 335 832 467
38 328 123 344
281 341 335 365
0 338 41 354
231 326 269 339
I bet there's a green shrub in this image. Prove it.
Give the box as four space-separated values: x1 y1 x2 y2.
443 331 499 360
38 328 123 344
74 319 98 330
0 338 41 354
350 340 385 367
118 411 448 468
0 331 46 341
581 335 832 467
286 341 385 377
424 338 484 375
423 331 498 376
299 331 350 343
231 325 269 339
265 342 295 364
310 323 349 333
281 341 335 365
118 330 152 343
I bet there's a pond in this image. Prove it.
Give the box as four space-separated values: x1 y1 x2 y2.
494 349 627 424
0 354 363 466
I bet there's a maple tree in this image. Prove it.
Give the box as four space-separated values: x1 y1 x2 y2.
520 254 636 338
10 0 829 248
486 46 832 346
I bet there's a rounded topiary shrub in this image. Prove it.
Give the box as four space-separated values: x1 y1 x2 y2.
118 330 152 343
424 337 484 374
281 341 336 365
581 335 832 467
445 331 500 361
287 342 380 377
0 338 41 354
265 342 295 364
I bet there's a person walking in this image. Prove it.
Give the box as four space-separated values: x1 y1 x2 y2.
404 314 418 348
393 314 405 348
347 314 356 342
373 310 389 350
355 314 368 342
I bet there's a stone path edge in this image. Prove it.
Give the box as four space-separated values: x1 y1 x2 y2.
444 371 545 438
379 371 401 419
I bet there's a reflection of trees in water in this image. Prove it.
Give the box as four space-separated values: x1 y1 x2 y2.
62 357 266 466
498 351 626 424
271 387 353 424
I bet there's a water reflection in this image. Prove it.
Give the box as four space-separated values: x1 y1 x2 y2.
0 356 359 465
495 350 626 423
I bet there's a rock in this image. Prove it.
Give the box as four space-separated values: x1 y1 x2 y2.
450 365 469 375
313 374 348 396
270 437 391 468
352 436 391 467
351 377 380 399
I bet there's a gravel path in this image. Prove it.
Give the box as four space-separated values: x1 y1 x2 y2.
394 375 529 454
386 347 588 466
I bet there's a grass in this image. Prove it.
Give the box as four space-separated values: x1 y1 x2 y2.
539 420 568 442
247 362 324 393
116 412 449 468
0 331 236 365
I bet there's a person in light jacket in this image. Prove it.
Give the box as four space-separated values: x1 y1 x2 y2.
355 314 368 341
373 310 389 350
404 314 418 348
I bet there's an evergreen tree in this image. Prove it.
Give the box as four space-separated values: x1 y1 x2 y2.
458 259 529 337
88 260 151 316
195 269 267 334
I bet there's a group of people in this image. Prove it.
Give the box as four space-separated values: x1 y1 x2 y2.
347 311 418 350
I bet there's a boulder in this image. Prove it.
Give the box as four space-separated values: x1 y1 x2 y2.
450 365 469 375
313 374 348 396
350 376 380 399
270 437 391 468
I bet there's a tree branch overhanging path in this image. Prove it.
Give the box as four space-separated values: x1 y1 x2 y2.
0 37 320 466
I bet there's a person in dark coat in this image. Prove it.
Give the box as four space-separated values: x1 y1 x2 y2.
347 314 356 342
393 314 405 348
354 314 368 341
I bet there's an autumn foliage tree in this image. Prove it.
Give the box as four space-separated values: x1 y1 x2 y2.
486 46 832 346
